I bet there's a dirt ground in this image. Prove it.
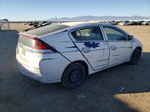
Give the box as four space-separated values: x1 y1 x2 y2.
1 23 32 32
0 24 150 112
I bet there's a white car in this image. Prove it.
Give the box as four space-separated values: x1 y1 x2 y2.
16 22 143 88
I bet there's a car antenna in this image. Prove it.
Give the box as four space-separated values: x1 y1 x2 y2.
55 16 61 23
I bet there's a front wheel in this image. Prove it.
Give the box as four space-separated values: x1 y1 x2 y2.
61 63 87 89
129 48 142 65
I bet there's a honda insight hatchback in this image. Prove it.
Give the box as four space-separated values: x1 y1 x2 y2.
16 22 143 88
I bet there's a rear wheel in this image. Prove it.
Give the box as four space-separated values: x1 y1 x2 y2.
61 63 87 89
129 48 142 64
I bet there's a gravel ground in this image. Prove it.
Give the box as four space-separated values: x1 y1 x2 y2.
0 25 150 112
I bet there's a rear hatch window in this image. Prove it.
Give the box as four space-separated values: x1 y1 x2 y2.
25 23 69 37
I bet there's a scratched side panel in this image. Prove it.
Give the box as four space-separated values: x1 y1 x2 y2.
62 51 95 74
39 53 70 82
40 32 78 53
40 32 96 75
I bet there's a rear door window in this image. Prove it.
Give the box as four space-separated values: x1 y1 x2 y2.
71 30 82 41
80 27 103 41
71 26 103 41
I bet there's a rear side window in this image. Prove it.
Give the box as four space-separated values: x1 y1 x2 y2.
103 26 126 40
80 27 103 41
71 30 82 41
71 26 103 41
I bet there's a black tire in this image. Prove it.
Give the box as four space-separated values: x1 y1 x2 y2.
61 63 87 89
129 48 142 65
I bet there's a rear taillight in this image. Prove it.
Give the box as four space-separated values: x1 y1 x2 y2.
19 33 57 53
33 38 57 52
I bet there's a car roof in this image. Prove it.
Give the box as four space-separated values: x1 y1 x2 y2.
24 22 113 37
61 22 112 29
62 22 128 35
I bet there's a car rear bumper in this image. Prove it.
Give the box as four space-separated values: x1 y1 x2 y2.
16 61 60 83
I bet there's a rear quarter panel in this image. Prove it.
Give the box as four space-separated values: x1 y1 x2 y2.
40 31 95 75
39 53 70 82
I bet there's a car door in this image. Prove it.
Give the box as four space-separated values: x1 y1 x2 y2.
70 26 109 70
103 26 132 66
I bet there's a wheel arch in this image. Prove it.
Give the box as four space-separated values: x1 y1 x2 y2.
132 46 142 55
129 46 142 64
74 60 89 75
135 46 142 51
62 60 89 78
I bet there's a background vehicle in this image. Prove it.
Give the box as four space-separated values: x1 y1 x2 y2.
16 22 143 88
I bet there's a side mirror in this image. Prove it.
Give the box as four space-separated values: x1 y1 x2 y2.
127 35 133 40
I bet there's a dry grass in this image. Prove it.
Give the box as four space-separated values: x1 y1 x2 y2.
1 23 32 32
10 23 32 32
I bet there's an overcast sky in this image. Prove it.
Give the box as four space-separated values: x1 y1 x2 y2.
0 0 150 21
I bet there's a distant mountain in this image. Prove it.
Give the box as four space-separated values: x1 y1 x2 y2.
47 16 150 21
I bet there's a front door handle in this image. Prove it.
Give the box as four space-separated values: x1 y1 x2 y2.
81 47 91 53
111 45 117 50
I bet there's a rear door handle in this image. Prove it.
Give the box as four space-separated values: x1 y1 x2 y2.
111 45 117 50
81 47 91 53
